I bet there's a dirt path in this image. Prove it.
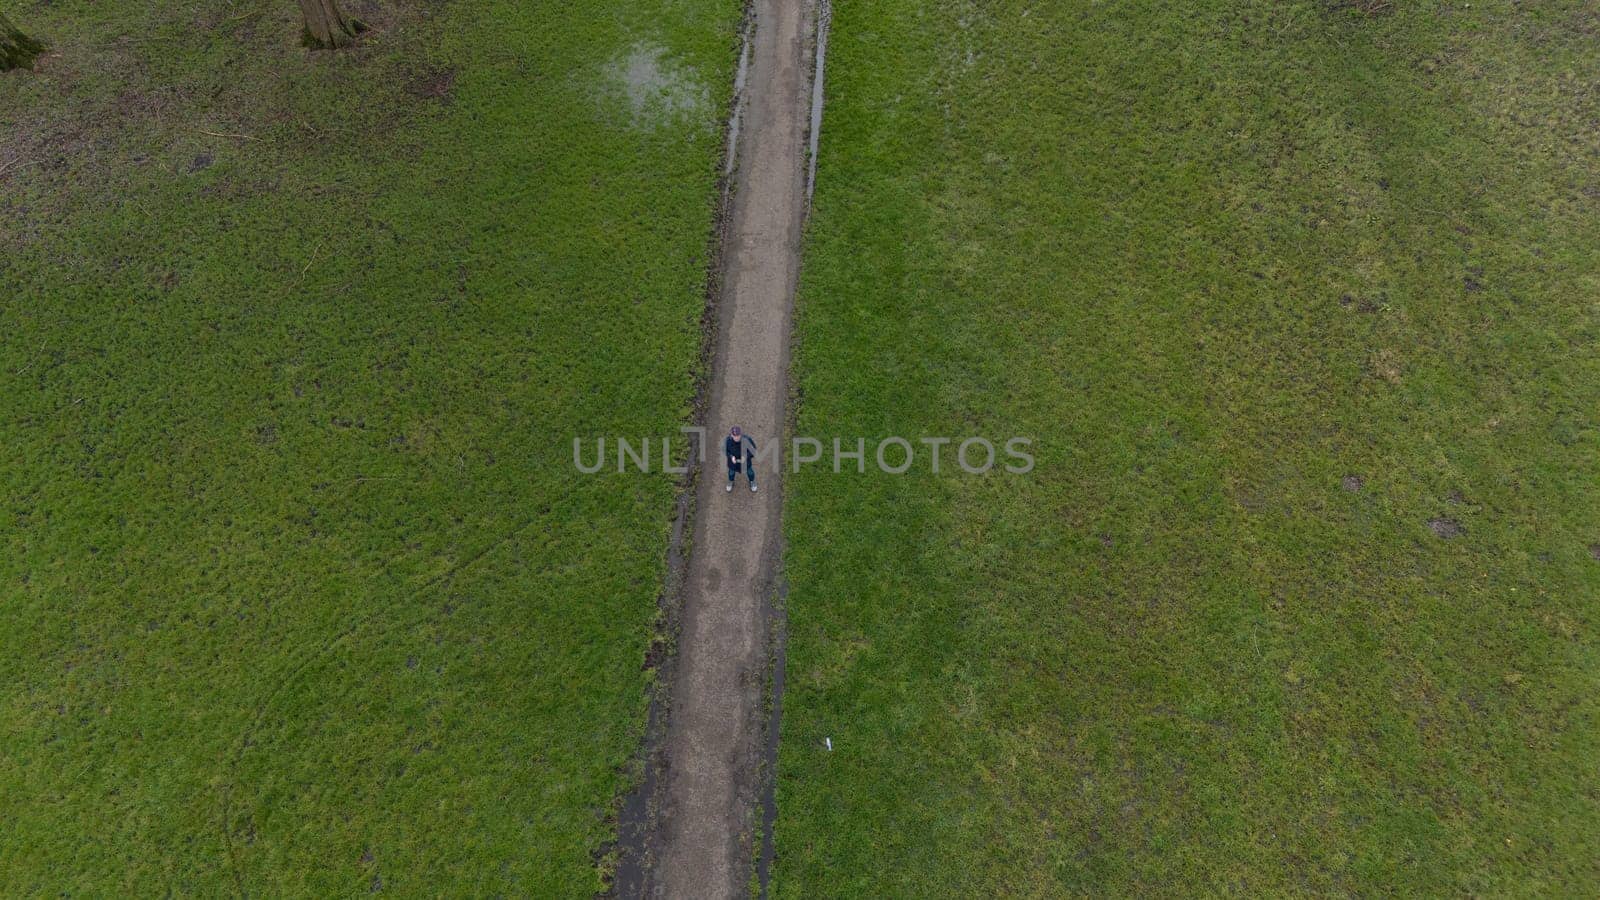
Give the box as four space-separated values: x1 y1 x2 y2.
629 1 816 896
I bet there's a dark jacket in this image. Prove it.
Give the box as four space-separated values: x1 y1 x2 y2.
725 435 755 471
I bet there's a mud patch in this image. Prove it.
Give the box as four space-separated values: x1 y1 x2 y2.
1341 474 1364 492
1428 517 1463 539
404 66 455 102
1339 293 1380 313
607 42 710 130
1588 543 1600 561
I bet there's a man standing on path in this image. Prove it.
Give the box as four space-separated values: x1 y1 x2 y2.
725 425 758 493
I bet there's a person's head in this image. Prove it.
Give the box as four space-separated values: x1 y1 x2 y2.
730 425 742 438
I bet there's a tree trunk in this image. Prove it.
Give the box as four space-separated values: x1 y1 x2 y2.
297 0 362 49
1 12 45 71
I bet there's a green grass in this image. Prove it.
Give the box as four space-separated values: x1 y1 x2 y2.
0 0 737 892
777 0 1600 894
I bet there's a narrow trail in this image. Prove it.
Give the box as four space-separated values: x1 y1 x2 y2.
624 0 818 896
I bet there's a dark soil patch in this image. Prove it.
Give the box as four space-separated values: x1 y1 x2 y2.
189 152 215 173
1428 517 1463 539
404 66 455 102
1339 293 1380 313
641 638 666 672
1588 543 1600 561
1341 474 1364 492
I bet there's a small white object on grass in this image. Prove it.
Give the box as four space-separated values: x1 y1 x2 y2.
824 737 832 751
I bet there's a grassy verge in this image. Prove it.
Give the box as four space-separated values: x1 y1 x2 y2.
777 0 1600 893
0 0 736 892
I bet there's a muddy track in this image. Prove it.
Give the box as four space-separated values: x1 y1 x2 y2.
613 0 819 896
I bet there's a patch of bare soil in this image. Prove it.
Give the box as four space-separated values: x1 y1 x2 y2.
1339 293 1380 313
404 66 455 102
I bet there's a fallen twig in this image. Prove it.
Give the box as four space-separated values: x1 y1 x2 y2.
299 241 325 282
196 129 257 141
11 342 46 377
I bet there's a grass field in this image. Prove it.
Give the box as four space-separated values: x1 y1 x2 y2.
777 0 1600 894
0 0 736 892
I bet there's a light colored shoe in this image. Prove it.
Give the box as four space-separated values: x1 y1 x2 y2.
750 483 758 492
726 483 732 492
